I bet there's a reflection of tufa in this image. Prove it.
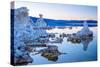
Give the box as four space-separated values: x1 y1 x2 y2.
67 21 93 51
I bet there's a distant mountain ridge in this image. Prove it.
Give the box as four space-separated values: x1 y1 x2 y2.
30 16 97 27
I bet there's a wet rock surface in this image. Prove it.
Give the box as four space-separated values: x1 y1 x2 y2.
14 46 33 65
38 45 66 61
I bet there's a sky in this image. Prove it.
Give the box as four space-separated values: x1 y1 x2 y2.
14 1 97 20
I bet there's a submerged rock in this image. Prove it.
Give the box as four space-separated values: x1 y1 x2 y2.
41 52 58 62
39 45 66 61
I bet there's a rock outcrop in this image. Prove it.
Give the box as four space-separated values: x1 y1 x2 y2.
39 45 66 61
67 22 93 47
12 7 50 65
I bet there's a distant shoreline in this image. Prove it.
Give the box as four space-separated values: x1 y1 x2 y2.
30 16 97 27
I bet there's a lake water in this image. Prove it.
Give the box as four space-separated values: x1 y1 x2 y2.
30 27 97 64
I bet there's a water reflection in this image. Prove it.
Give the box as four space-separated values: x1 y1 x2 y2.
15 27 95 64
67 36 93 51
31 45 66 62
81 37 93 51
67 34 93 51
29 28 94 63
67 23 93 51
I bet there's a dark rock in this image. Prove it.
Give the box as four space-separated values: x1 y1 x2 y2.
40 45 66 61
14 54 33 65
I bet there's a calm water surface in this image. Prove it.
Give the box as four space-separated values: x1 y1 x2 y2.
30 27 97 64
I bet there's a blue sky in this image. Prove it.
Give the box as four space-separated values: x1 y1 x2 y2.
14 1 97 20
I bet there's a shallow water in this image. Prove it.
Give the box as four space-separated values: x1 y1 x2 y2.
30 27 97 64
